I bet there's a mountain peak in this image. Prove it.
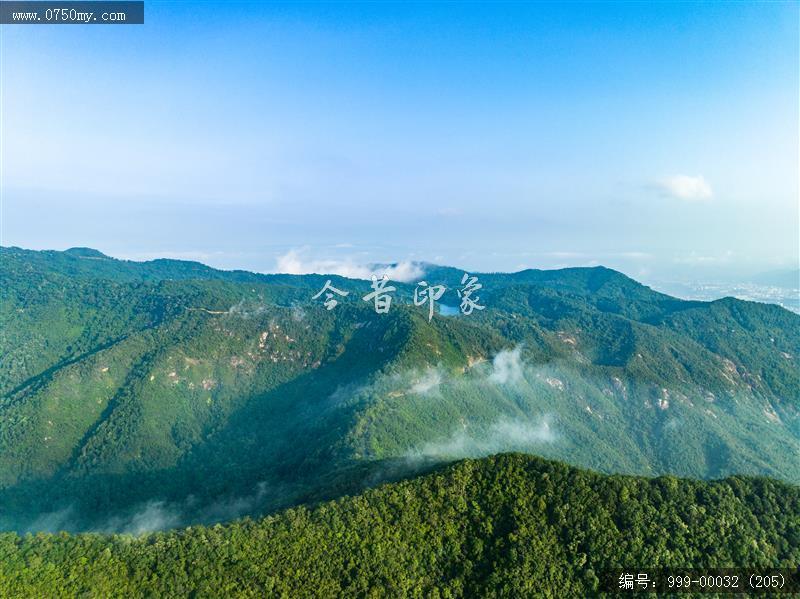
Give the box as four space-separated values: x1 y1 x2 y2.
64 247 109 259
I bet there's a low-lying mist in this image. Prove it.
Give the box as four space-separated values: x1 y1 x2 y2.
6 345 797 536
13 481 273 535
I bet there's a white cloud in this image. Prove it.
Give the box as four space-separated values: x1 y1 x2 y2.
612 251 653 260
673 250 734 265
327 381 369 407
410 367 443 395
544 251 586 259
490 417 556 444
656 174 713 201
124 501 182 534
23 507 75 533
273 249 424 282
488 346 524 385
409 415 556 459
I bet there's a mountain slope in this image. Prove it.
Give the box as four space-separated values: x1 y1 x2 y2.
1 247 798 532
0 454 798 598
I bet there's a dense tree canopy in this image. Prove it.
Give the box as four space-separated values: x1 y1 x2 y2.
1 454 798 597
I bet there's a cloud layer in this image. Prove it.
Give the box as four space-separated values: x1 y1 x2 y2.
274 249 424 282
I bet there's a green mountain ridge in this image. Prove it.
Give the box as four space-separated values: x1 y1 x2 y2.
1 453 798 598
1 246 798 533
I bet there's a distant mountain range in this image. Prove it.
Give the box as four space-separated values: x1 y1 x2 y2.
1 246 798 533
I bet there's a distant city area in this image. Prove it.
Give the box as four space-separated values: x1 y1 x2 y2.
654 279 800 314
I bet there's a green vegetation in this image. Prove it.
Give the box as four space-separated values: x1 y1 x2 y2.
0 453 797 597
1 247 798 533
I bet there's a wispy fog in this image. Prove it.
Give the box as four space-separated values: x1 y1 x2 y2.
409 415 557 459
410 367 443 395
488 346 525 385
19 482 272 535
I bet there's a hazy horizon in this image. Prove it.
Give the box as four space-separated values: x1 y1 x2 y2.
4 241 798 286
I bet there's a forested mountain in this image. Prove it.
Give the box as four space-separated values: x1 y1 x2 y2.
1 246 798 532
1 454 798 598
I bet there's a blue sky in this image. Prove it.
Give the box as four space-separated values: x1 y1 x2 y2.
1 1 797 283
